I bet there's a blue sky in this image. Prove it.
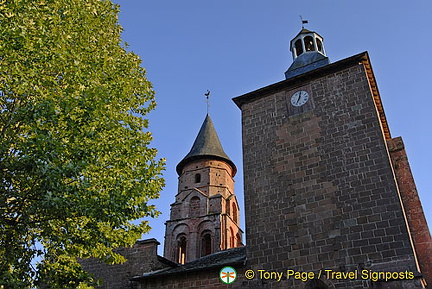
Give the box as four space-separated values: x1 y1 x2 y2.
114 0 432 254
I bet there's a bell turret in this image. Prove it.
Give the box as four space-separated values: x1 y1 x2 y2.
290 28 326 58
285 28 330 79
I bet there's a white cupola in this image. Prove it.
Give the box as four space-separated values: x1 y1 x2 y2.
290 28 326 59
285 28 330 79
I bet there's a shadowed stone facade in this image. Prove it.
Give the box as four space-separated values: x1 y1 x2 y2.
232 51 431 288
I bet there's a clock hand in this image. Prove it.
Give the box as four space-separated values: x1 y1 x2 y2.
296 92 302 104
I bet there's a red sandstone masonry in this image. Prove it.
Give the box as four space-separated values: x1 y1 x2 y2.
388 137 432 287
80 239 170 289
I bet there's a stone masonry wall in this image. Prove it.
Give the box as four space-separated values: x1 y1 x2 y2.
80 239 169 289
137 268 238 289
239 62 423 288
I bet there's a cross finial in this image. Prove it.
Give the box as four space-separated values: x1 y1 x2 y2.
299 15 308 29
204 90 210 114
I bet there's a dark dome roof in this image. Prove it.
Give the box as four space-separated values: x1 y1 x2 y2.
285 51 330 79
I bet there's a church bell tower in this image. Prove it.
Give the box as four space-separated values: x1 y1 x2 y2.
163 114 242 264
233 26 431 288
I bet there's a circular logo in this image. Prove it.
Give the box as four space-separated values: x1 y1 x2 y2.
219 266 237 284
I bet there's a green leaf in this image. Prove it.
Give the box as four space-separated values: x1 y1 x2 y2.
0 0 165 287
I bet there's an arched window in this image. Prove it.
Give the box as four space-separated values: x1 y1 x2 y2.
189 196 200 217
304 36 315 52
226 199 230 215
176 235 187 264
226 228 231 249
294 39 303 57
232 203 238 224
201 232 212 257
316 38 323 53
194 173 201 183
229 227 235 248
236 233 242 247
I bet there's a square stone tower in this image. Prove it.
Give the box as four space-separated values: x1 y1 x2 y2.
233 28 431 289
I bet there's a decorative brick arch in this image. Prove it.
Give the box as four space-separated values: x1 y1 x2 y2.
189 196 201 218
171 223 190 237
197 220 216 256
170 223 190 262
229 227 235 248
232 202 238 224
236 232 242 247
197 220 214 237
175 234 187 264
225 199 230 215
226 195 240 224
200 230 212 257
180 189 206 218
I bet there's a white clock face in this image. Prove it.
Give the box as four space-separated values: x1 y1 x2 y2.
291 91 309 107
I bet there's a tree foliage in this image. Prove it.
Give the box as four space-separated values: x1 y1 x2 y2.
0 0 165 287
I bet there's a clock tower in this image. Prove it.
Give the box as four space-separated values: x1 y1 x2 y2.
233 27 432 288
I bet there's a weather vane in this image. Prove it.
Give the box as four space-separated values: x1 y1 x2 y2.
299 15 308 29
204 90 211 114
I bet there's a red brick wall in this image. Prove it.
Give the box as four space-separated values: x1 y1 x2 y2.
388 137 432 287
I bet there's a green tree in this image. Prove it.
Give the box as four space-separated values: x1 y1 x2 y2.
0 0 165 287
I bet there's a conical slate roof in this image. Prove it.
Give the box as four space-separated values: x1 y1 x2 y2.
176 114 236 176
